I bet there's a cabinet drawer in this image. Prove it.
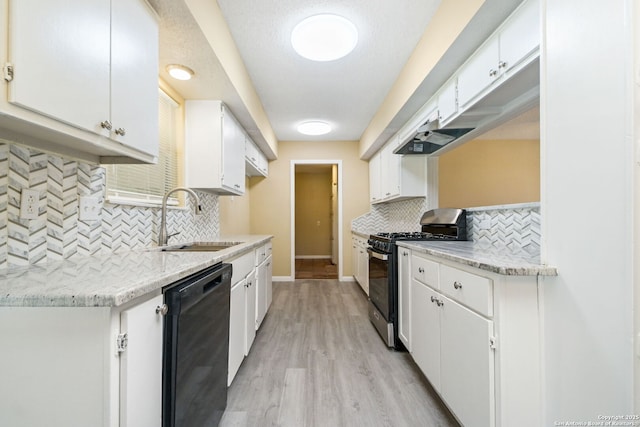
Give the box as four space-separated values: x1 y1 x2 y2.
412 254 439 288
231 251 255 283
255 241 272 265
440 264 493 317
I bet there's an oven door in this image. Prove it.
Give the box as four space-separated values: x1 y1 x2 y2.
367 248 390 319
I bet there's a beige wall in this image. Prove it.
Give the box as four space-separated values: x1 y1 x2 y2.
249 141 370 278
295 171 332 257
219 176 252 235
438 139 540 208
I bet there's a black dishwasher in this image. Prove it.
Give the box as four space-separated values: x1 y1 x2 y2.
162 262 232 427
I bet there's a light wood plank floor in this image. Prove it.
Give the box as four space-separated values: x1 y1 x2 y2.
220 280 460 427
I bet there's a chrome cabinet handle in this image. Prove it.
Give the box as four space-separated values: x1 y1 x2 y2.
100 120 112 130
430 296 444 307
489 69 498 77
115 127 126 136
453 281 463 290
418 267 424 273
402 251 408 256
498 60 507 69
156 304 169 316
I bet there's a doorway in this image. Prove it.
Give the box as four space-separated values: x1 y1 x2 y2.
291 160 342 280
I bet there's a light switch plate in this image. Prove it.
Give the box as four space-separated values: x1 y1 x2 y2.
20 188 39 220
79 196 102 221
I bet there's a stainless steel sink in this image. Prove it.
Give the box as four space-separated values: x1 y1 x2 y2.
160 241 242 252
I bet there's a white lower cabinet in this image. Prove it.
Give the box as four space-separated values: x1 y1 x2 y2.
403 248 541 427
397 247 411 350
0 292 164 427
228 277 247 386
244 270 257 355
227 240 274 386
439 294 494 427
351 234 369 295
411 279 441 389
256 254 273 330
119 294 163 427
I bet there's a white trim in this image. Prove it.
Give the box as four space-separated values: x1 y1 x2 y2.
273 276 295 282
291 160 344 280
295 255 332 260
340 276 355 282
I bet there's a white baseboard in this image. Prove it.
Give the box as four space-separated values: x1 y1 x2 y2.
273 276 294 282
340 276 356 282
295 255 332 260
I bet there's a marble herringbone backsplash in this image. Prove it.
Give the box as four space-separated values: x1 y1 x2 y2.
0 141 220 269
352 199 540 251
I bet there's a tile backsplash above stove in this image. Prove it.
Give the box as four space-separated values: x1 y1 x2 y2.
352 199 540 251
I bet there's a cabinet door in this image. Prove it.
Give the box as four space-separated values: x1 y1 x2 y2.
369 153 381 203
8 0 111 134
244 271 257 355
111 0 159 157
410 279 441 391
221 108 246 194
120 294 163 427
228 279 246 386
440 295 495 427
381 143 401 199
397 248 411 350
457 37 500 110
358 245 369 295
499 0 540 75
438 78 457 124
352 237 360 282
256 260 268 329
266 256 273 310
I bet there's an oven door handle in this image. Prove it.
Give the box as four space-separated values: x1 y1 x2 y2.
367 248 388 261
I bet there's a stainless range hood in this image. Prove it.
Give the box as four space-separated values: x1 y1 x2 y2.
393 117 474 155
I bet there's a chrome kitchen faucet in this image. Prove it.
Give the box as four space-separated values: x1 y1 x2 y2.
159 187 202 246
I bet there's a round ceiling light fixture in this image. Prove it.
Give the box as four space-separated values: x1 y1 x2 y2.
291 14 358 61
297 121 332 136
166 64 195 81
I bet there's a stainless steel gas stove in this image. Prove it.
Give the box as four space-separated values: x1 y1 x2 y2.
367 208 467 349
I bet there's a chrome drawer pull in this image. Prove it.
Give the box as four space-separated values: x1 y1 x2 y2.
453 281 463 290
418 267 424 273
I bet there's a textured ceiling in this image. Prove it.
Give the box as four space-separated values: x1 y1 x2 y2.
216 0 442 142
149 0 531 153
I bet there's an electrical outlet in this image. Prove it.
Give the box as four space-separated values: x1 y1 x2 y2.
79 196 102 221
20 189 39 220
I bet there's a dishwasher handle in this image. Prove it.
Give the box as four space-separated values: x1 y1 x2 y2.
164 263 232 314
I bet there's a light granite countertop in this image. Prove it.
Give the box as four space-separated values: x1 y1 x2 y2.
0 235 273 308
396 240 557 276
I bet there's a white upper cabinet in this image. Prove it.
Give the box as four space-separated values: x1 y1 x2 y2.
110 0 160 158
369 138 427 205
185 100 246 195
457 0 539 110
245 136 268 177
437 77 458 125
2 0 159 163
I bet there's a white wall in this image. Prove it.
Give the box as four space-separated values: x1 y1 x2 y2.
541 0 634 422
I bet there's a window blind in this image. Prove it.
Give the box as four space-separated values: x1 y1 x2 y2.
105 89 180 206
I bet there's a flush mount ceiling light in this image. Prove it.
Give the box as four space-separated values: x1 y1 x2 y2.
166 64 194 81
291 14 358 61
297 121 332 136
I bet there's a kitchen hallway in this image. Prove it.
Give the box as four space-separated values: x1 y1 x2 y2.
220 280 459 427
